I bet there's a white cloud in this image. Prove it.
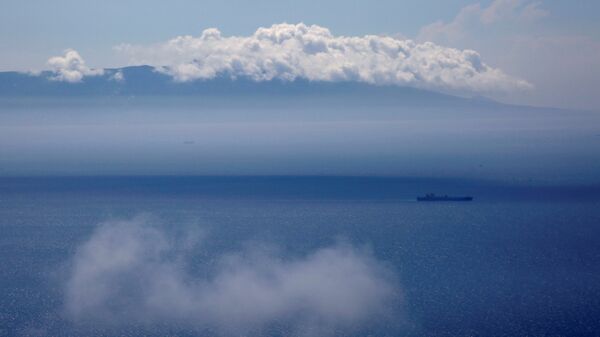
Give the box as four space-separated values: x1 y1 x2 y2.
47 49 104 83
418 0 548 45
416 1 600 110
65 216 400 335
480 0 545 24
115 22 531 95
519 2 549 22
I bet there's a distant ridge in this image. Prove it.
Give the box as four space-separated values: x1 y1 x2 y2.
0 65 509 107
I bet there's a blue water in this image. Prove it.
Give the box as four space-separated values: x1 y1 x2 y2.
1 176 600 336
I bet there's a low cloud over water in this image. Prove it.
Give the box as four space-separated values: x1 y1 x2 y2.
64 216 401 336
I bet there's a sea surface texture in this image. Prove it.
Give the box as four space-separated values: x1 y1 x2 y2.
1 176 599 336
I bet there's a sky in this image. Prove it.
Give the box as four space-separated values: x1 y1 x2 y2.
1 0 599 109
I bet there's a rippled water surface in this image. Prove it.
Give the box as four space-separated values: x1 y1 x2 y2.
1 176 599 336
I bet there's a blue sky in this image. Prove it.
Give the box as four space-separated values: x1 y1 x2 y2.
1 0 599 109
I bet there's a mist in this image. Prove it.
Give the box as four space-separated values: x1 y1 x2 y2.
1 96 599 182
64 216 400 336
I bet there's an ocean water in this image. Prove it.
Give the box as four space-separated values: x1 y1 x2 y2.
1 176 600 336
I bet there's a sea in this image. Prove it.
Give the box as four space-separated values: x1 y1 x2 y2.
1 176 600 336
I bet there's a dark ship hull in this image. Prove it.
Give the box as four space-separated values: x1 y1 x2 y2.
417 195 473 202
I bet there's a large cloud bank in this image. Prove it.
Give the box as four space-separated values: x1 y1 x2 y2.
47 49 104 83
116 23 530 95
64 217 399 336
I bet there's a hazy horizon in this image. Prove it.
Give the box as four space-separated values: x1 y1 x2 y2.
1 94 599 182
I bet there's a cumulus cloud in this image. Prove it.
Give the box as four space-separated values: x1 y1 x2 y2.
64 216 400 336
418 0 548 45
115 22 530 94
415 1 600 109
47 49 104 83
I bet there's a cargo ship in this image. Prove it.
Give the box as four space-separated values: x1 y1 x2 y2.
417 193 473 201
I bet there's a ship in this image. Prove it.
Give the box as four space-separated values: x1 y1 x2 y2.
417 193 473 201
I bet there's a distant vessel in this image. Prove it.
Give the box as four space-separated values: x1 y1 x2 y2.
417 193 473 202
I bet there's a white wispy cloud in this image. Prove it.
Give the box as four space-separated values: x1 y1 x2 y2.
47 49 104 83
65 216 400 335
482 0 548 24
414 1 600 109
418 0 548 45
115 22 531 95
